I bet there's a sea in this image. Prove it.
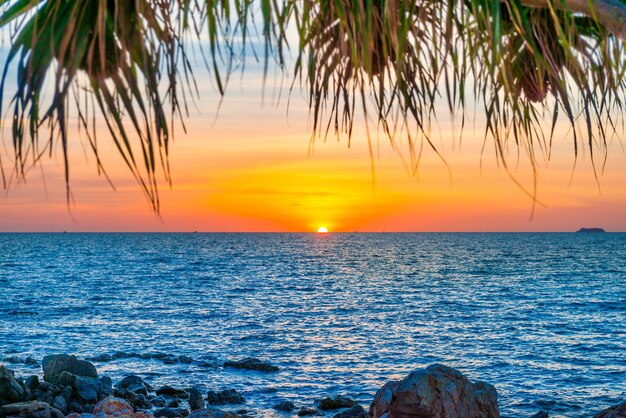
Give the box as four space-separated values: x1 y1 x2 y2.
0 233 624 417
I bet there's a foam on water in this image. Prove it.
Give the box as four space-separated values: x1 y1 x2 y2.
0 233 625 417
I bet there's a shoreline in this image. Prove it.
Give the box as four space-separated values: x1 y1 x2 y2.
1 355 624 418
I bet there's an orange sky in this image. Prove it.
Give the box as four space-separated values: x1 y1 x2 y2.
0 64 624 232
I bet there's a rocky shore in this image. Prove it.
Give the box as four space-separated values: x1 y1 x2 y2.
0 355 623 418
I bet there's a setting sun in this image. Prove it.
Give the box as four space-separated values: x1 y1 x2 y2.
317 226 329 233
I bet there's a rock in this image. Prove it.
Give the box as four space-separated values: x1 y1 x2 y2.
51 394 68 413
332 405 367 418
61 385 74 403
117 375 153 393
24 375 39 391
530 412 549 418
151 396 169 407
0 401 64 418
42 355 98 383
154 407 190 417
273 401 296 412
127 383 149 396
596 401 626 418
73 376 103 403
318 396 356 411
2 356 39 366
369 364 499 418
0 365 24 403
223 358 279 372
133 413 157 418
93 396 133 416
297 407 318 416
56 371 76 387
68 400 84 413
99 376 113 398
132 393 152 410
206 389 245 405
188 387 204 411
151 395 181 408
157 386 188 399
187 408 241 418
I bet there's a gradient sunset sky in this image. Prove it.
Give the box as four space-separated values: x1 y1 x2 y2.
0 50 624 232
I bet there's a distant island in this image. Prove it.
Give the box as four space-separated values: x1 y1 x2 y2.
576 227 606 233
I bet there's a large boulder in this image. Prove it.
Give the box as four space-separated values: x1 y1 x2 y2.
0 366 24 404
596 401 626 418
42 355 97 383
0 401 64 418
369 364 499 418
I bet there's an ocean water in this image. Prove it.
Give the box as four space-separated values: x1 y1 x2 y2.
0 233 624 417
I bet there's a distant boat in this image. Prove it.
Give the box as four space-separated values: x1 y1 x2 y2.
576 227 606 233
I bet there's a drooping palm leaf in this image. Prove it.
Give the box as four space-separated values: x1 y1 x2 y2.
1 0 625 211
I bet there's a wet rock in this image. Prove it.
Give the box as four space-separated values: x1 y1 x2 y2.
101 376 113 397
56 371 75 388
90 352 195 366
51 394 67 413
188 408 241 418
369 364 499 418
332 405 367 418
318 396 356 411
206 389 245 405
596 401 626 418
151 395 181 408
133 413 157 418
223 358 279 372
128 383 149 396
73 375 108 403
2 356 39 366
118 375 153 394
68 400 83 413
61 385 73 403
24 375 39 391
154 407 190 417
157 386 188 399
297 407 318 416
188 387 205 411
0 365 24 403
0 401 64 418
273 401 296 412
93 396 133 416
132 393 152 410
42 355 97 383
530 411 549 418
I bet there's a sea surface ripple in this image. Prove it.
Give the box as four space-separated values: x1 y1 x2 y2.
0 233 625 417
